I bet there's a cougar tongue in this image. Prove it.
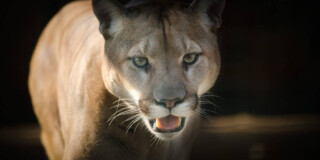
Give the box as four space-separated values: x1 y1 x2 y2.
156 115 181 130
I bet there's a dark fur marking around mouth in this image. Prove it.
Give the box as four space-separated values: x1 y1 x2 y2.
194 95 199 110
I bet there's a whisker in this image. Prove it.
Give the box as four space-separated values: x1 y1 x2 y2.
134 120 144 133
121 114 140 124
107 107 129 120
201 92 223 100
150 136 157 147
107 107 132 125
150 134 162 147
202 108 218 114
201 95 219 99
195 107 211 119
199 100 222 112
111 110 138 123
126 116 142 135
113 98 137 104
110 103 128 109
191 110 201 121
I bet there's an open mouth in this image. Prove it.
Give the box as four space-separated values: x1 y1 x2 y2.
149 115 185 133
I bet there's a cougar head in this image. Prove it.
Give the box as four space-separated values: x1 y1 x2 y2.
93 0 225 140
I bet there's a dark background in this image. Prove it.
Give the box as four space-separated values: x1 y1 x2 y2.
1 0 319 125
0 0 319 160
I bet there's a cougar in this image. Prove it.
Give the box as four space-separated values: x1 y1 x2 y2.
28 0 224 159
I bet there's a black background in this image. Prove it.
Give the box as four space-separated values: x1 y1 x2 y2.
0 0 319 125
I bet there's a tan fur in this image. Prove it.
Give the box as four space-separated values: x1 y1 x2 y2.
29 0 221 159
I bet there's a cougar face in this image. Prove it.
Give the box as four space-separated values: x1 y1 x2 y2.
94 0 222 140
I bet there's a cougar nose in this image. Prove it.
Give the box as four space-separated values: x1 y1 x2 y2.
155 98 184 108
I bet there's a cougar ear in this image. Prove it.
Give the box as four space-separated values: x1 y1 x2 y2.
190 0 226 32
92 0 129 39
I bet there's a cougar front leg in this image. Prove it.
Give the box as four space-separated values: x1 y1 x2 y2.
61 111 100 160
41 130 64 160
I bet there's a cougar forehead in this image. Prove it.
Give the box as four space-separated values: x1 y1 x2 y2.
105 5 218 56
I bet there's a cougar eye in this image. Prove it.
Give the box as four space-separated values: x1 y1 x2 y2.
183 53 199 65
131 56 148 68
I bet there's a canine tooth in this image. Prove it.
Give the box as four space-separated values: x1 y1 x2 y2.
177 117 181 127
156 118 161 128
